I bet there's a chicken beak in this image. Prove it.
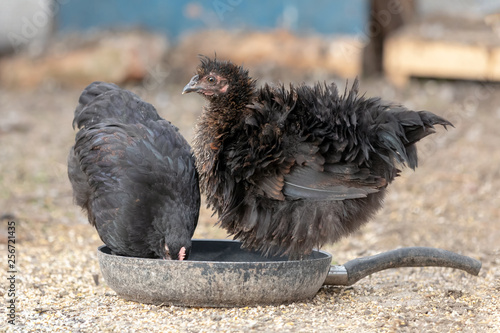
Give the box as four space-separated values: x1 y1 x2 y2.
182 75 200 94
163 244 172 260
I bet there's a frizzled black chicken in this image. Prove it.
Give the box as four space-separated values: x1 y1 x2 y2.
183 57 452 258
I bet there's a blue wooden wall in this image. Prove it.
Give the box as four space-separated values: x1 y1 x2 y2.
56 0 369 40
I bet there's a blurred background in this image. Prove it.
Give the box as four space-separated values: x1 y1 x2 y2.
1 0 500 87
1 1 499 330
1 0 500 248
1 0 500 253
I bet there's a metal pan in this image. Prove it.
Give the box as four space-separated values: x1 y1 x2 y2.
97 239 481 307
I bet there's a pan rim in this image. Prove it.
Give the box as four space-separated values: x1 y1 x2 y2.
97 239 332 264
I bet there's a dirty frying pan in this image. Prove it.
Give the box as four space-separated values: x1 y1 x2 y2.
97 239 481 307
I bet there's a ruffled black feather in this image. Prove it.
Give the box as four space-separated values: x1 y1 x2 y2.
192 59 452 257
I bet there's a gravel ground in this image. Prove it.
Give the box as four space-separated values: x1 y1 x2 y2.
0 74 499 332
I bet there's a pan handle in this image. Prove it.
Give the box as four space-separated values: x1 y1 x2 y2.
323 247 481 286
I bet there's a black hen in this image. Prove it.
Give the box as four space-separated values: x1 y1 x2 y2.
183 57 452 258
68 82 200 260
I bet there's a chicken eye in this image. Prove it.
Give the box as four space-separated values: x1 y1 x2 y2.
207 76 216 84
